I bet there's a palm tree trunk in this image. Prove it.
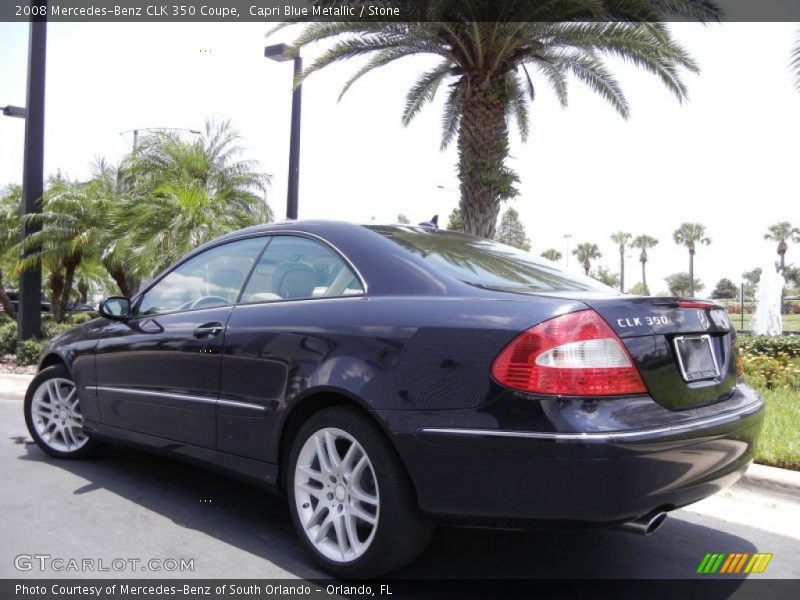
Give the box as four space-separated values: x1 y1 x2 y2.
457 79 509 239
0 268 15 319
583 260 590 276
641 258 648 294
49 271 65 323
688 250 695 297
619 248 625 292
104 260 136 298
59 256 80 321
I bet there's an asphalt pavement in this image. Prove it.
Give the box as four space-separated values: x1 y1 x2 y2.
1 395 799 580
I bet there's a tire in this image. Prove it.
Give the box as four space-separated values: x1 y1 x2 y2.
287 405 433 577
24 364 103 459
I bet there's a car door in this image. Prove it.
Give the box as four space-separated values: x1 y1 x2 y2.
93 236 268 448
217 234 365 461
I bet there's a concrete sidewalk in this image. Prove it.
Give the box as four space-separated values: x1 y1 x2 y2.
0 372 32 401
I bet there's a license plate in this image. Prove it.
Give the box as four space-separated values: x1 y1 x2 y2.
673 335 720 382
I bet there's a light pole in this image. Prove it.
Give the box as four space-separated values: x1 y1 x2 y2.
119 127 202 152
17 6 47 341
563 234 572 269
265 43 302 220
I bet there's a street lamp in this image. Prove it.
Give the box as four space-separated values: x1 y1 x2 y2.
119 127 202 152
14 9 47 342
1 105 27 118
563 234 573 269
265 42 302 220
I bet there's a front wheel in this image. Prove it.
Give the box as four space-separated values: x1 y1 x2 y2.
24 365 103 459
287 406 433 577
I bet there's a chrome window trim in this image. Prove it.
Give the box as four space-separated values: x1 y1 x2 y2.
86 386 266 413
127 230 367 320
419 400 763 443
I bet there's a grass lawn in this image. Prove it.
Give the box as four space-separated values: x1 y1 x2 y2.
729 313 800 332
755 388 800 470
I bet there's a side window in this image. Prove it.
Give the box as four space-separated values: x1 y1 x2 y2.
136 237 267 316
240 235 363 303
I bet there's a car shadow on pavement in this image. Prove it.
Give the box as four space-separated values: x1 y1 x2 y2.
18 441 758 581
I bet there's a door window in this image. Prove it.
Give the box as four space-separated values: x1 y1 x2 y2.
136 237 267 316
239 235 363 303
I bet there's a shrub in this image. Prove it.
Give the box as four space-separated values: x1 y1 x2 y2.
15 338 47 366
739 335 800 358
0 321 17 355
69 312 97 325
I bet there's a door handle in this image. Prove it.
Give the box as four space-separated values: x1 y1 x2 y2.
193 323 223 339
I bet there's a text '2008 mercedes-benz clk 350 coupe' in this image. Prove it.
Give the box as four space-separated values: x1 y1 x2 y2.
24 220 763 577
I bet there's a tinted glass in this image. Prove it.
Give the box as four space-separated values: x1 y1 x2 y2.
368 226 610 292
240 235 363 303
136 237 267 316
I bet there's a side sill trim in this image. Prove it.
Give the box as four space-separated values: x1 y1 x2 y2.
420 400 764 442
86 386 266 413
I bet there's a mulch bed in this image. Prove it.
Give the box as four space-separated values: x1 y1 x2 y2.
0 355 36 375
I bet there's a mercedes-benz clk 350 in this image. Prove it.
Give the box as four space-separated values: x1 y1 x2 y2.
24 221 763 577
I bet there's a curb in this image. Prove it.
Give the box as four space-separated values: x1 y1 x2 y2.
738 463 800 500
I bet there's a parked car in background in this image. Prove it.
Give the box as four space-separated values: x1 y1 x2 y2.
0 290 94 314
23 220 764 577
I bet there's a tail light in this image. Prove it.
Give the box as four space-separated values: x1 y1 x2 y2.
491 310 647 396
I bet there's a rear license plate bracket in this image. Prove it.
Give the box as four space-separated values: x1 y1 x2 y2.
673 334 720 382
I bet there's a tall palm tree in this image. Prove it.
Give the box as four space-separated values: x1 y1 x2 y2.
630 234 658 295
673 223 710 297
573 243 601 276
0 185 22 319
610 231 631 292
276 1 715 237
792 31 800 92
763 222 800 272
540 248 562 262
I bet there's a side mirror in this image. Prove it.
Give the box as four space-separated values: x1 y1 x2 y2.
99 297 132 321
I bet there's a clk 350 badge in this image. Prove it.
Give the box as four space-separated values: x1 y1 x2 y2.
616 315 670 328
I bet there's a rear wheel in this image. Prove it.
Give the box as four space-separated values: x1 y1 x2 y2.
24 365 103 459
287 406 433 577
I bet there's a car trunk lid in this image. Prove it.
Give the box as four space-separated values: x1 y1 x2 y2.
578 296 738 410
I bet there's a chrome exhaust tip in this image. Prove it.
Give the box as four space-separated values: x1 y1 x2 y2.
617 510 668 536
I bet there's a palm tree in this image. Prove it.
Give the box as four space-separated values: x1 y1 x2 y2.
610 231 631 292
0 185 21 319
573 243 601 276
277 1 715 237
792 31 800 92
630 234 658 295
672 223 710 297
540 248 562 262
763 222 800 273
122 120 272 274
17 176 107 321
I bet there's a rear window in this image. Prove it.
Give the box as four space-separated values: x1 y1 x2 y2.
367 226 610 293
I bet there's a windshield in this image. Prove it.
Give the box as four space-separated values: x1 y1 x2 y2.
367 225 612 293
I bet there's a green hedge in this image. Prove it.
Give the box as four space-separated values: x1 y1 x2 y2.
739 335 800 358
0 313 98 365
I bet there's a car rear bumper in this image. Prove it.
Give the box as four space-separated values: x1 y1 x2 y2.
376 384 764 525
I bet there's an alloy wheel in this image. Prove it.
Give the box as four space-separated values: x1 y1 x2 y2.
293 427 380 563
30 378 88 453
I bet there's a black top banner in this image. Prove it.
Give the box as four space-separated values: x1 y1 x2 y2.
2 0 800 23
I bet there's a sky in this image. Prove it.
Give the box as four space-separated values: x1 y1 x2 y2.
1 21 798 295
